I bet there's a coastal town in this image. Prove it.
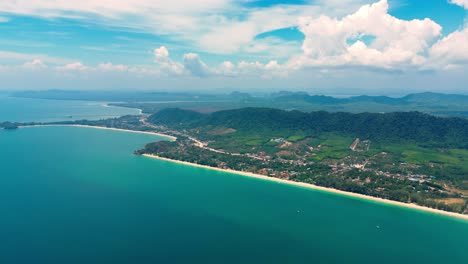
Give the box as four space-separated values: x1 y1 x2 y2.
140 117 436 185
131 115 468 215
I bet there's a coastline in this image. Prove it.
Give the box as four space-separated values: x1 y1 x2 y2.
21 124 177 141
102 103 144 115
143 154 468 221
13 124 468 221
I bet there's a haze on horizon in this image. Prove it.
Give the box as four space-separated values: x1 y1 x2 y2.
1 0 468 95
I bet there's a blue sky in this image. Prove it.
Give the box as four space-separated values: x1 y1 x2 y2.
0 0 467 94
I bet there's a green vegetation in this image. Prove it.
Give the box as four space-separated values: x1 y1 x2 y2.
0 122 19 130
149 108 468 148
0 121 39 130
49 115 153 131
138 107 468 214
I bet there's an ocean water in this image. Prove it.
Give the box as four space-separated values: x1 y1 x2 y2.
0 95 140 122
1 126 467 264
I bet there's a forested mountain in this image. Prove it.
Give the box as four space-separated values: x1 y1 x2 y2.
149 108 468 148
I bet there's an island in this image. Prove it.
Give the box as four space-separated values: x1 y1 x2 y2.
1 121 28 130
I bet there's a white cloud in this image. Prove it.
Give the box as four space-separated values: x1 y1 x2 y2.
292 0 442 70
240 60 288 78
152 46 288 78
57 62 89 71
450 0 468 9
243 37 302 59
22 59 47 70
98 62 128 71
193 3 367 54
428 26 468 69
217 61 237 76
237 61 265 72
0 0 230 18
210 59 287 78
0 50 72 64
2 0 468 86
183 53 211 77
154 46 170 59
0 0 371 55
153 46 184 75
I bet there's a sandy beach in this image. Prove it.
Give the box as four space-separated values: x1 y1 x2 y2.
102 103 144 115
143 154 468 221
21 124 177 141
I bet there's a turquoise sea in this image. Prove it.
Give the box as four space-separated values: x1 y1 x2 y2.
1 98 467 263
0 95 140 122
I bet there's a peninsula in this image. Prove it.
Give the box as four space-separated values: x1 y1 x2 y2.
7 107 468 218
135 108 468 216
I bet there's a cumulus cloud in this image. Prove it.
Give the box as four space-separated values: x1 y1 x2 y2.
237 60 288 78
22 59 47 69
292 0 441 70
194 2 371 54
450 0 468 9
98 62 128 71
57 62 89 71
154 46 169 59
153 46 184 75
210 59 287 78
153 46 288 78
428 26 468 69
183 53 211 77
217 61 237 76
153 46 213 77
2 0 465 73
2 0 468 83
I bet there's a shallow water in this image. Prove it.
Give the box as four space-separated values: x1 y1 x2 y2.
1 126 467 263
0 95 140 122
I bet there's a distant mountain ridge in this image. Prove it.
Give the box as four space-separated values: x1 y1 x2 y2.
12 90 468 118
270 91 468 105
13 90 468 104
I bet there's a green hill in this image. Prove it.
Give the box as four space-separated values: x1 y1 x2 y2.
149 108 468 148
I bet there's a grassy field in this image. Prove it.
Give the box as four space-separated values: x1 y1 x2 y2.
306 133 355 161
375 143 468 168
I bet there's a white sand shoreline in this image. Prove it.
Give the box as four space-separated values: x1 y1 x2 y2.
143 154 468 221
20 124 177 141
102 103 144 115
